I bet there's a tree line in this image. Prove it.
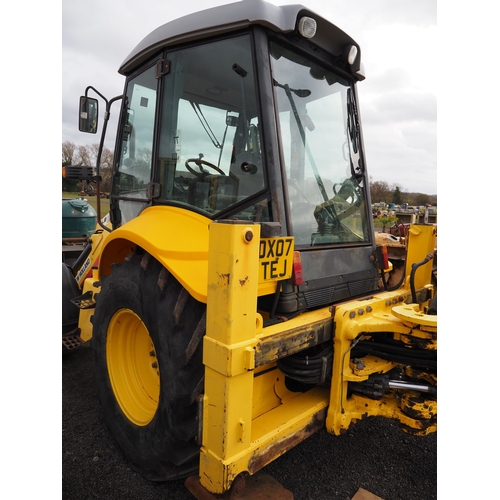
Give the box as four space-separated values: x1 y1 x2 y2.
62 141 437 205
369 179 436 207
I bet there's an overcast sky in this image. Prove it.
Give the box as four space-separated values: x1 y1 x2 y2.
62 0 437 195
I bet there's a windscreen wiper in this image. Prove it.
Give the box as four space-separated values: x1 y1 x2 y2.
273 79 329 204
347 88 364 178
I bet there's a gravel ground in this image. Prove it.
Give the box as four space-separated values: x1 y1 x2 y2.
63 346 436 500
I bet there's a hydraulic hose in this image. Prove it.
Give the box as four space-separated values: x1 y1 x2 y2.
410 253 434 304
352 338 436 371
277 344 333 384
380 264 405 292
269 281 282 319
70 239 92 277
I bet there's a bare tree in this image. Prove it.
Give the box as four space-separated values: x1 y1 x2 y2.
369 178 392 204
62 141 77 165
414 193 432 206
99 147 114 192
91 143 100 160
76 144 95 166
62 141 80 191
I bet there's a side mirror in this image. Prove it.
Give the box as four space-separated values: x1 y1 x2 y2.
79 96 98 133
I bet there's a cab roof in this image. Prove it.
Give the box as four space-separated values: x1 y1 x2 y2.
119 0 362 77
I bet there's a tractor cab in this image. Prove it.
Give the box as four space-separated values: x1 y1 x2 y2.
80 0 378 313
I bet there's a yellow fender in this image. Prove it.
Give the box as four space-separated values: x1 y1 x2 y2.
99 206 211 303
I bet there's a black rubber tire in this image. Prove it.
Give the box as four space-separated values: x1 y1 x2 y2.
91 251 206 480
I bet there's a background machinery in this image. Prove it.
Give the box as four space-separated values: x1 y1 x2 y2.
62 0 437 496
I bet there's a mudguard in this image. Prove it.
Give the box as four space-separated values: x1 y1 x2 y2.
98 206 211 303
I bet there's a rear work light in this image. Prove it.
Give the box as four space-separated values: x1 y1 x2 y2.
343 44 358 65
298 16 317 39
292 251 304 286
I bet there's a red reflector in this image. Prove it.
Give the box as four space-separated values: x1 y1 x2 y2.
86 257 100 281
381 245 389 270
293 251 304 286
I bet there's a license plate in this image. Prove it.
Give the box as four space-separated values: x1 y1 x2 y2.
258 237 294 283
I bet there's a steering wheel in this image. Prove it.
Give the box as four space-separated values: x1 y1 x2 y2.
185 158 226 178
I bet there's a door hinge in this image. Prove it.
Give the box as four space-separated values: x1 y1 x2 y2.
156 59 170 78
147 182 161 199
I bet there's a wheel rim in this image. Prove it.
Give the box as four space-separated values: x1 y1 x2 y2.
107 308 160 426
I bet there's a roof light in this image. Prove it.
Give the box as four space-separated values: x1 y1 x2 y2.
298 16 317 39
343 44 358 65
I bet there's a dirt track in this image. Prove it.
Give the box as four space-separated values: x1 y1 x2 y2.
63 346 436 500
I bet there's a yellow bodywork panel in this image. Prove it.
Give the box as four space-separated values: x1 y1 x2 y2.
404 224 436 289
98 206 211 303
71 218 112 288
78 273 100 343
200 221 329 494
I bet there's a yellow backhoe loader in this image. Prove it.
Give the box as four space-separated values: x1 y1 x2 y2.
62 1 436 497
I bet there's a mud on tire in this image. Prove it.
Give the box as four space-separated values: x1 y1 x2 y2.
91 251 206 480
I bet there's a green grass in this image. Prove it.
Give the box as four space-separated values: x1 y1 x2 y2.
62 191 110 216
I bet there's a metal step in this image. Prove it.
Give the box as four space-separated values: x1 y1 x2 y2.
70 290 96 309
62 328 86 350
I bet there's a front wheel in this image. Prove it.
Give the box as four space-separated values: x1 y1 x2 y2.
91 251 206 480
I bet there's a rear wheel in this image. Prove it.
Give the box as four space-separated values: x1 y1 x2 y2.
91 251 206 480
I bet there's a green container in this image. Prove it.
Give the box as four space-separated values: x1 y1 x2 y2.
62 198 97 238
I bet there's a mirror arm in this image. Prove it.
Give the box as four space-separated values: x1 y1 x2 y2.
83 90 123 233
